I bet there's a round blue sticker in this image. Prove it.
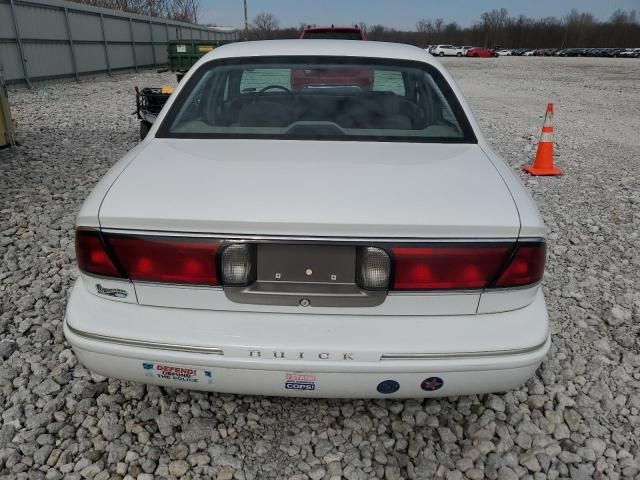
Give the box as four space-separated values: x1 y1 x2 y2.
421 376 444 391
377 380 400 394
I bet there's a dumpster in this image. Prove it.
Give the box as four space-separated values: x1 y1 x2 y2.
168 40 230 80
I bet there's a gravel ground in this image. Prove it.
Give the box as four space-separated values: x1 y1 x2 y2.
1 57 639 480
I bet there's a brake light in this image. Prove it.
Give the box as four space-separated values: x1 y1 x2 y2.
494 242 546 287
75 230 123 277
106 235 221 285
391 245 512 290
390 241 545 290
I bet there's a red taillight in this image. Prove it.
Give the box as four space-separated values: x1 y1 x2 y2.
76 230 123 277
390 241 545 291
494 242 546 288
391 245 512 290
106 235 221 285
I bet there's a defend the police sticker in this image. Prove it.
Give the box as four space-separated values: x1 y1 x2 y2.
141 362 213 384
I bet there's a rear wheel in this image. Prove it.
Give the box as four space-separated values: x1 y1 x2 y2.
139 121 151 140
439 52 444 57
457 52 462 57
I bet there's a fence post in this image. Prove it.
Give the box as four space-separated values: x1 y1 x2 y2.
163 21 170 66
9 0 31 88
63 7 79 82
129 18 138 73
148 20 156 68
99 13 111 76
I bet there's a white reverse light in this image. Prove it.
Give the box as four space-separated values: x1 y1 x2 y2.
221 243 255 286
357 247 390 290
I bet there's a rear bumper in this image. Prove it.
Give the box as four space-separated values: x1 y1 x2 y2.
64 280 550 398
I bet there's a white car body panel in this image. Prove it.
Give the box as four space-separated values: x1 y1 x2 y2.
65 280 549 398
66 40 549 397
131 282 483 315
99 140 520 238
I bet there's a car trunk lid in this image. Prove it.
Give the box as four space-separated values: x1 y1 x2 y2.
99 139 519 238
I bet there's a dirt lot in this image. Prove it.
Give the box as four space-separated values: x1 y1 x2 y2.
0 57 639 480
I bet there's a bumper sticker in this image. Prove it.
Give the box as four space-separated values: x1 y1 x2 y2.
421 376 444 391
284 373 317 391
141 362 214 384
377 380 400 394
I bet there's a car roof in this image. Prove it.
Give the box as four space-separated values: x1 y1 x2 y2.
204 39 439 65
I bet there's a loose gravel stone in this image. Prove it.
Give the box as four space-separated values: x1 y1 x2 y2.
0 340 17 359
1 58 639 479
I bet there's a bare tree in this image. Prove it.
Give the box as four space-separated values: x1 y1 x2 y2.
480 8 509 46
68 0 199 22
252 12 280 39
433 18 444 35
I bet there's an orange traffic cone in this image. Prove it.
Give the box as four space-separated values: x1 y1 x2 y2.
523 103 563 176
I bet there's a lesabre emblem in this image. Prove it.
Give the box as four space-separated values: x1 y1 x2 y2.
96 284 128 298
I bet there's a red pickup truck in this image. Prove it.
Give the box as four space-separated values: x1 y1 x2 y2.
292 26 373 91
299 26 366 40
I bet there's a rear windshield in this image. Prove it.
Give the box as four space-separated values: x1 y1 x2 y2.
158 56 476 143
302 30 363 40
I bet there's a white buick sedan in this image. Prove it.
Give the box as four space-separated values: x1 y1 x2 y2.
65 40 550 398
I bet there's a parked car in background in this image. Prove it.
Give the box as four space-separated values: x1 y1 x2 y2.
466 47 497 57
619 48 640 58
431 45 465 57
496 49 512 56
65 40 550 398
523 50 536 56
294 25 372 90
537 49 557 56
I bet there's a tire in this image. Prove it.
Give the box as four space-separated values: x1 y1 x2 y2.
140 121 151 140
457 52 462 57
176 73 185 82
439 52 444 57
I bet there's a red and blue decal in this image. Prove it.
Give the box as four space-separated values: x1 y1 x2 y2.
421 376 444 391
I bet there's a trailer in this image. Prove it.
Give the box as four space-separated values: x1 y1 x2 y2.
135 86 174 139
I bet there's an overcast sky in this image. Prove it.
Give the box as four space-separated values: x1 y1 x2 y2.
200 0 640 29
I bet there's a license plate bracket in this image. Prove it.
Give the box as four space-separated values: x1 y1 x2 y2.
257 244 355 285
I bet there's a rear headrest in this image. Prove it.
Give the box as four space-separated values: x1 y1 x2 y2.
376 92 400 116
238 101 293 127
354 91 400 116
